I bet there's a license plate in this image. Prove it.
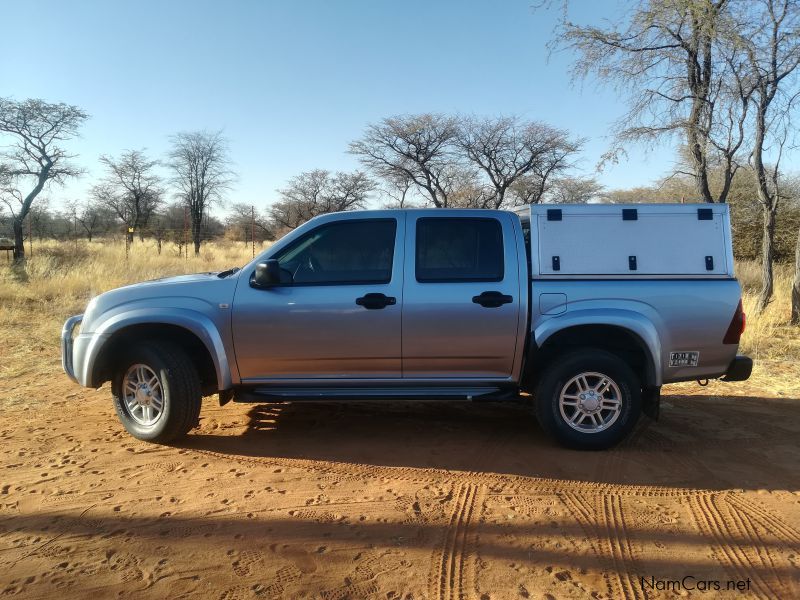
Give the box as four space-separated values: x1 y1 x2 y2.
670 351 699 367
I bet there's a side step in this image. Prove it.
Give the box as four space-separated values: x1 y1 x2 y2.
232 386 520 403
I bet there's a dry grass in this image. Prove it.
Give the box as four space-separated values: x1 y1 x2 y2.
0 238 260 308
0 239 260 382
0 238 797 387
735 261 799 361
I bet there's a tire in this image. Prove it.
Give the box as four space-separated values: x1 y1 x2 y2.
534 349 641 450
111 341 202 443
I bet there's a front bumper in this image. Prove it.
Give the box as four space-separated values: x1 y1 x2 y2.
61 315 83 383
720 355 753 382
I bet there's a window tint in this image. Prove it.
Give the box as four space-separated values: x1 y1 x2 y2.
415 218 504 282
275 219 396 285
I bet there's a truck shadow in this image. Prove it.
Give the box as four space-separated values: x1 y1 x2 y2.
182 394 800 491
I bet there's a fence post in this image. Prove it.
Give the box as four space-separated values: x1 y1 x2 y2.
251 205 256 258
183 205 188 260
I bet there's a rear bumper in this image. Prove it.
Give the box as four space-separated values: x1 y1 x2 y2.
720 355 752 382
61 315 83 383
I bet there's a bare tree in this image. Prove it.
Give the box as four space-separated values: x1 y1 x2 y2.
456 116 584 208
547 175 604 204
168 131 234 255
77 200 114 241
503 133 586 207
379 170 417 209
94 150 163 242
507 174 545 205
156 201 191 255
350 114 460 207
735 0 800 312
442 167 495 208
550 0 749 204
226 202 274 245
270 169 374 230
271 169 328 230
0 98 88 261
27 198 54 242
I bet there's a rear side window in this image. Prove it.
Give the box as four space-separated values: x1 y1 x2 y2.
415 218 504 282
275 219 396 285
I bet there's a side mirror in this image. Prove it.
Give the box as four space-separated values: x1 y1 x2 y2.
251 259 282 288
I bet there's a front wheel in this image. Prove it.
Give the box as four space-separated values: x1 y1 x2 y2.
111 342 202 443
534 349 641 450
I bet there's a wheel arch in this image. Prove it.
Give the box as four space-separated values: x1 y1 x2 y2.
523 316 661 390
84 310 231 393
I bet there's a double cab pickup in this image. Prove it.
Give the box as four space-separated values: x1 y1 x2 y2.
62 204 751 449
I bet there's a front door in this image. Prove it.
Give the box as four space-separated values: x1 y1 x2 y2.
232 215 404 381
401 212 521 379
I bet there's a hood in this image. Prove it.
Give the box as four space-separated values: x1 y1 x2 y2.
127 272 227 287
80 270 241 333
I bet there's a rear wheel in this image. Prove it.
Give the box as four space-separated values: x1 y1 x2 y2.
535 349 641 450
112 342 202 443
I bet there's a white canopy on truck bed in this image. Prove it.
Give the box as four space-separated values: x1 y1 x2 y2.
513 203 735 279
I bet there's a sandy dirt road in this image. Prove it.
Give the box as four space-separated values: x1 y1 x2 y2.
1 371 799 599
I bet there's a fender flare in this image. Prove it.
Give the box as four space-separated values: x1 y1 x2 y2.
533 308 663 386
81 308 232 390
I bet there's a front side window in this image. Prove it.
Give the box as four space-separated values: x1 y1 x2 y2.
274 219 396 285
415 218 504 282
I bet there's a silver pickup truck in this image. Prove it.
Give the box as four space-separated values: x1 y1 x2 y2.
62 204 751 450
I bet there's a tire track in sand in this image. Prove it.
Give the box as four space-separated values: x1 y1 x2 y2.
186 446 707 497
560 491 643 600
688 492 792 599
724 494 800 597
559 491 615 599
602 494 644 600
727 494 800 547
429 482 484 600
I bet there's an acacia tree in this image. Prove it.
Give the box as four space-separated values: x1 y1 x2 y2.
551 0 747 204
734 0 800 312
168 131 233 255
93 150 163 242
350 114 460 207
226 202 273 245
156 201 192 255
270 169 374 230
456 116 584 208
380 170 416 209
64 199 113 242
547 175 605 204
0 98 88 261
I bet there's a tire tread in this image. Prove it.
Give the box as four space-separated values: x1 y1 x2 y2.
534 348 641 450
112 341 202 444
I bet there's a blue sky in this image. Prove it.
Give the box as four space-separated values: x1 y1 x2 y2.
1 0 682 213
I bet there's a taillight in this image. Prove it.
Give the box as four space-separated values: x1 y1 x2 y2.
723 299 745 344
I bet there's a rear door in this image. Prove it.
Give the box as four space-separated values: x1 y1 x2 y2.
402 211 522 379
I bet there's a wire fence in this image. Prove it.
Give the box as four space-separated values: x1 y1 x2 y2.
3 205 270 261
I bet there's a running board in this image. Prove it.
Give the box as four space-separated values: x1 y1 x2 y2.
233 386 519 403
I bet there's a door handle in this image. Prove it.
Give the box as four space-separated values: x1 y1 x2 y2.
355 293 396 310
472 291 513 308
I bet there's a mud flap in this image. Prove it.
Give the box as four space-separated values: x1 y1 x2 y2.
218 389 234 407
642 386 660 421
